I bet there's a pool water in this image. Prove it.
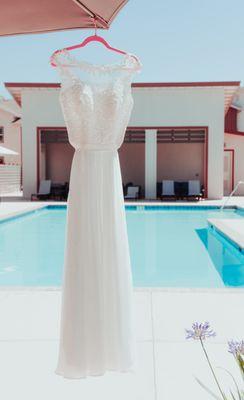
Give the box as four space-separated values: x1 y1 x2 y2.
0 206 244 288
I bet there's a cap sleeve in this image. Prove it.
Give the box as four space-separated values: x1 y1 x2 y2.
125 54 142 73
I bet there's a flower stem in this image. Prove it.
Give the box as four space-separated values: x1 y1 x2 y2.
200 338 226 400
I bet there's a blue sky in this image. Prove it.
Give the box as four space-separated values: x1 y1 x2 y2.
0 0 244 98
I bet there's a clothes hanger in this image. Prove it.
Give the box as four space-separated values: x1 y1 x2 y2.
50 16 139 67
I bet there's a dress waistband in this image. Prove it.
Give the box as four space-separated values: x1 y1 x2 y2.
76 144 117 152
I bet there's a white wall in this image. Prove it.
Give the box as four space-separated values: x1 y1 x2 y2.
21 89 64 197
0 109 21 164
21 86 225 199
145 129 157 198
224 133 244 195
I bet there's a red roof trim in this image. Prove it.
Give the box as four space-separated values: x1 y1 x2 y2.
5 83 61 88
5 81 241 89
132 81 241 88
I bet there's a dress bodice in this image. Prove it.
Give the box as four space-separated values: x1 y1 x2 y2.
53 50 142 151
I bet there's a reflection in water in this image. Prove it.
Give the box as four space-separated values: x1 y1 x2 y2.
196 228 244 287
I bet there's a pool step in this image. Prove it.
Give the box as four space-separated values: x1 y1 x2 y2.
208 218 244 252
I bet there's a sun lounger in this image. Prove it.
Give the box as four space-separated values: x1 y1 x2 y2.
31 180 51 201
124 185 140 200
161 180 176 200
175 181 189 199
187 180 202 200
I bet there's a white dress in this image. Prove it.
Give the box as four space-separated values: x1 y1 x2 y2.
53 49 142 379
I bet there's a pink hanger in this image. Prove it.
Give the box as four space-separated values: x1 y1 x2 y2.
50 17 138 67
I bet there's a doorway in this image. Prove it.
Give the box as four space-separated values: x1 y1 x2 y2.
157 128 208 197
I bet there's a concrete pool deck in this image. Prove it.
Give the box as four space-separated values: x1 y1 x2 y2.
0 199 243 399
0 289 243 400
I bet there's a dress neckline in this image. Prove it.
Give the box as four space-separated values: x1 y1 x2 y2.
54 49 141 74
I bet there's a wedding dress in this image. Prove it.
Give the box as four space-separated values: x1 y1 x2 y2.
52 49 142 378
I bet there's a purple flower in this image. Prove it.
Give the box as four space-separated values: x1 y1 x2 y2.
186 322 216 341
228 340 244 356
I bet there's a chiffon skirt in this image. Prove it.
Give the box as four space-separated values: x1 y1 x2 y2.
55 149 134 378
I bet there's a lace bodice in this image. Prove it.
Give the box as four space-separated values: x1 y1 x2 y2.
53 50 142 151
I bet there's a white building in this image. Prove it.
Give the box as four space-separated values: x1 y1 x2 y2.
0 97 21 164
4 80 244 200
0 97 21 195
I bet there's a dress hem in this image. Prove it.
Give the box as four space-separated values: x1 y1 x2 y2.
55 364 135 380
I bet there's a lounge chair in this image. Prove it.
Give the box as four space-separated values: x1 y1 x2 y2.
162 180 175 196
161 180 176 200
31 180 51 201
124 185 140 200
175 181 189 200
187 180 202 201
50 182 69 201
124 182 134 196
157 182 162 198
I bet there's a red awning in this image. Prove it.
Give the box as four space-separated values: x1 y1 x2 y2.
0 0 128 36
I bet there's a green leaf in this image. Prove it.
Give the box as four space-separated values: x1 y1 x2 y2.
236 355 244 380
230 389 238 400
195 376 224 400
217 367 242 400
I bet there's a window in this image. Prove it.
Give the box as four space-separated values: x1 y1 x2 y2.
124 130 145 143
0 127 4 143
157 129 205 143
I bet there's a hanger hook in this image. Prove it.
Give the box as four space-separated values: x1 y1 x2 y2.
93 16 97 36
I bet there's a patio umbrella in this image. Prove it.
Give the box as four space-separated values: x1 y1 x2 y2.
0 146 18 156
0 0 128 36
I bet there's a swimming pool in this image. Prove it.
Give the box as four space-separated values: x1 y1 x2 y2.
0 205 243 288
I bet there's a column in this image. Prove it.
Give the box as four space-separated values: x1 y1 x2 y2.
145 129 157 199
22 120 37 199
